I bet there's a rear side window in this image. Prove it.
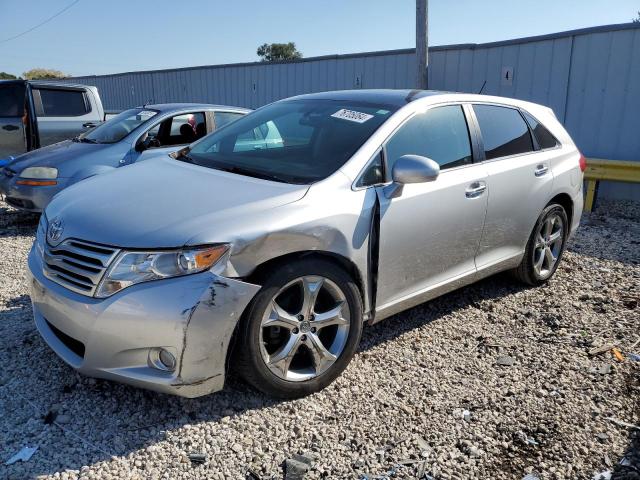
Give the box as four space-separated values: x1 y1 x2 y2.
37 88 89 117
473 105 533 160
215 111 244 130
0 83 25 117
169 112 206 138
385 105 473 171
522 111 559 150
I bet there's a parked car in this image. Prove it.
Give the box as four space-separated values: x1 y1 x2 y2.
0 103 249 211
0 80 105 162
27 90 585 398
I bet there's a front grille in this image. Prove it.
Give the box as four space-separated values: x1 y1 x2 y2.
42 238 120 296
45 318 86 358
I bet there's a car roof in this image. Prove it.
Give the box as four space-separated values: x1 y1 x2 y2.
141 103 251 113
285 89 447 108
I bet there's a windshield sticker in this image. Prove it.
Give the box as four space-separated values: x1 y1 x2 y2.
136 110 157 120
331 109 374 124
376 109 390 115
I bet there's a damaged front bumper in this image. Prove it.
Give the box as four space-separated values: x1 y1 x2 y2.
27 244 260 398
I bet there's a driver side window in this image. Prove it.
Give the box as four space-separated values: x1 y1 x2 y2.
385 105 473 173
143 112 206 149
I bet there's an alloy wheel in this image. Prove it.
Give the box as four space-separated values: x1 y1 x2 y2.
533 213 564 279
259 275 351 382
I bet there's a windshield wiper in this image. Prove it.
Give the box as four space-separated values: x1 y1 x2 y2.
218 165 290 183
73 136 98 144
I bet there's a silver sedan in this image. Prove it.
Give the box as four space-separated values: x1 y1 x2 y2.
28 90 584 398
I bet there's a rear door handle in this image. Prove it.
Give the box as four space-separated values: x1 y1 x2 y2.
465 181 487 198
2 125 19 131
83 122 98 128
535 164 549 177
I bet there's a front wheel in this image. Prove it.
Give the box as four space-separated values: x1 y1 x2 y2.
513 203 568 286
235 258 363 398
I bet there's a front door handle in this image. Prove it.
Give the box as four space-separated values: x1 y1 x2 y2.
535 164 549 177
2 125 19 131
83 122 98 128
465 181 487 198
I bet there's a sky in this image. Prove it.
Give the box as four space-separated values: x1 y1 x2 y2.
0 0 638 77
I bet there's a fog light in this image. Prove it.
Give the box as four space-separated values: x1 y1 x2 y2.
159 348 176 371
149 347 177 372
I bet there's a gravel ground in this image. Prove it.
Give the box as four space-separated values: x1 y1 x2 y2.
0 198 638 480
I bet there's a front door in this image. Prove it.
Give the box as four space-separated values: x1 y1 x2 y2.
375 104 488 315
0 82 27 158
128 111 208 164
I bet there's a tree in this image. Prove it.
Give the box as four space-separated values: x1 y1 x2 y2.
257 42 302 62
0 72 18 80
22 68 68 80
634 11 640 23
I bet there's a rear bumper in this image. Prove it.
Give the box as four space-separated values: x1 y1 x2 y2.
569 184 584 239
28 243 260 398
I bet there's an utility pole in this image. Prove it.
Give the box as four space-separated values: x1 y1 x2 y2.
416 0 429 89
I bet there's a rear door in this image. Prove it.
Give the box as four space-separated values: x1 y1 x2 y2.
471 104 554 269
32 86 96 146
0 82 27 158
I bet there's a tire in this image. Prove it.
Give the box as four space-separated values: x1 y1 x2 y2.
235 258 363 398
513 203 569 286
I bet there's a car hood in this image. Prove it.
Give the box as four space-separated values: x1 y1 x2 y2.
8 140 114 172
45 157 310 248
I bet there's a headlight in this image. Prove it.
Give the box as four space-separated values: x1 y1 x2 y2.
19 167 58 179
95 244 229 298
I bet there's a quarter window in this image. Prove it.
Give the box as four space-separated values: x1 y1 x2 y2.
385 105 473 171
37 88 89 117
521 111 559 150
356 151 384 187
473 105 534 160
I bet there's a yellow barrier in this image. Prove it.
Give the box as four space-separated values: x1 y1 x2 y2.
583 158 640 212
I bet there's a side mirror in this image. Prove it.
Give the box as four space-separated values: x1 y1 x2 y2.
135 134 160 152
135 135 152 152
384 155 440 198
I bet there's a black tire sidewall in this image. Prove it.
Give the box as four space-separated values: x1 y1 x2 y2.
238 258 363 398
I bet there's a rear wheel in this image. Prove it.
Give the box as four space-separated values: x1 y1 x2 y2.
235 258 363 398
514 203 568 285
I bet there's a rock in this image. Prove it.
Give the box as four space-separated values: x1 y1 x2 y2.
284 458 310 480
589 364 612 375
496 356 516 366
55 414 71 425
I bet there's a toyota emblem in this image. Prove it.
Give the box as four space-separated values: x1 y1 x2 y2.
47 217 64 244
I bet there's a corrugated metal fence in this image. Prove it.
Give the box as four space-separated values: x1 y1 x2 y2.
63 23 640 200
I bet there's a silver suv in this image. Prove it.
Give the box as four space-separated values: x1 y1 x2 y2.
28 90 585 398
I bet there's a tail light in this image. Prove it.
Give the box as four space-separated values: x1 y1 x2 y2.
578 153 587 172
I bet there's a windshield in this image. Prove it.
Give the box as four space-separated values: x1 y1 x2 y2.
82 108 159 144
185 99 396 184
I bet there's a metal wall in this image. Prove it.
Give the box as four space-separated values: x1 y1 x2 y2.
64 23 640 200
63 49 417 111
